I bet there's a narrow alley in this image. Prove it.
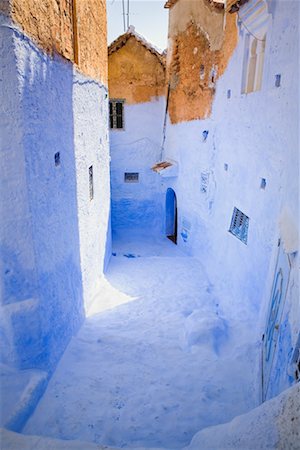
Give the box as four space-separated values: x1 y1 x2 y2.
23 231 258 449
1 0 299 448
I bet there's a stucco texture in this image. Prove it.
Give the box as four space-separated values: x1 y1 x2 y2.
108 36 166 104
167 0 238 123
8 0 107 84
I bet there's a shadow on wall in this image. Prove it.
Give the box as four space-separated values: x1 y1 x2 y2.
0 25 85 373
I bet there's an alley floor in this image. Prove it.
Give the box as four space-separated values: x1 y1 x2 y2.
23 230 259 449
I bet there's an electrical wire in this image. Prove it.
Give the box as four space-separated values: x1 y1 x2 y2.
127 0 130 29
122 0 126 32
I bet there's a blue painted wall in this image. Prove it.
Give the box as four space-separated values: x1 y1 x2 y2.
110 99 165 234
0 17 111 376
162 0 299 401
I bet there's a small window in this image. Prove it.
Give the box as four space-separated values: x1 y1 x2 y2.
229 207 249 244
89 165 94 200
260 178 267 189
124 172 139 183
54 152 60 166
109 100 124 129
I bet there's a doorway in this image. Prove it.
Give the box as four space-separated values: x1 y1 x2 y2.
166 188 177 244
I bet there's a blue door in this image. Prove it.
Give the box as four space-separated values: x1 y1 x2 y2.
166 188 177 244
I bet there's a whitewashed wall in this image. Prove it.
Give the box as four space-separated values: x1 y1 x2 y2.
162 0 299 400
0 17 111 375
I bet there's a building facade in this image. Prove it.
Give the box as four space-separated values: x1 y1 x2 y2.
0 0 111 415
162 0 299 401
108 27 166 234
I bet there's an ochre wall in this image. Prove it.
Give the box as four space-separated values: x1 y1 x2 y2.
108 37 166 104
7 0 107 84
167 0 238 123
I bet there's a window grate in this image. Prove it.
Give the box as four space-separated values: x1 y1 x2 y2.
124 172 139 183
109 100 124 129
229 207 249 244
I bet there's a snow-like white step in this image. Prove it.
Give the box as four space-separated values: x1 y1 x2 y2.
0 364 47 432
0 428 115 450
2 384 299 449
184 383 300 450
0 428 166 450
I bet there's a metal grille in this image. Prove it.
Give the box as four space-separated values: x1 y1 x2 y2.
124 172 139 183
109 100 124 129
229 207 249 244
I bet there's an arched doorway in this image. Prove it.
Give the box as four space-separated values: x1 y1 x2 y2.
166 188 177 244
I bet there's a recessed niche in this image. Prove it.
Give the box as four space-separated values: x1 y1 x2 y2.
54 152 60 166
260 178 267 189
202 130 209 142
275 74 281 87
224 163 228 171
227 89 231 99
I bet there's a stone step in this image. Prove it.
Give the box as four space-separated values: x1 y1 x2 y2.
0 364 48 432
0 428 166 450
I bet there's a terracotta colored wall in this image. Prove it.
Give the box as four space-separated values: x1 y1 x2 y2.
167 0 238 123
7 0 107 84
108 37 166 104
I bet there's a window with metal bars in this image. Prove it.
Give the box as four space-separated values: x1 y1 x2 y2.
109 100 124 129
124 172 139 183
229 207 249 244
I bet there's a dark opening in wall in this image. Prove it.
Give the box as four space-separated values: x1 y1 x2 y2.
227 89 231 99
55 152 60 166
109 99 124 129
202 130 209 142
89 165 94 200
229 207 249 244
224 163 229 171
261 178 267 189
124 172 139 183
275 74 281 87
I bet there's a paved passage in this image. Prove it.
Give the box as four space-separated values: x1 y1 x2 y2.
24 231 258 449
